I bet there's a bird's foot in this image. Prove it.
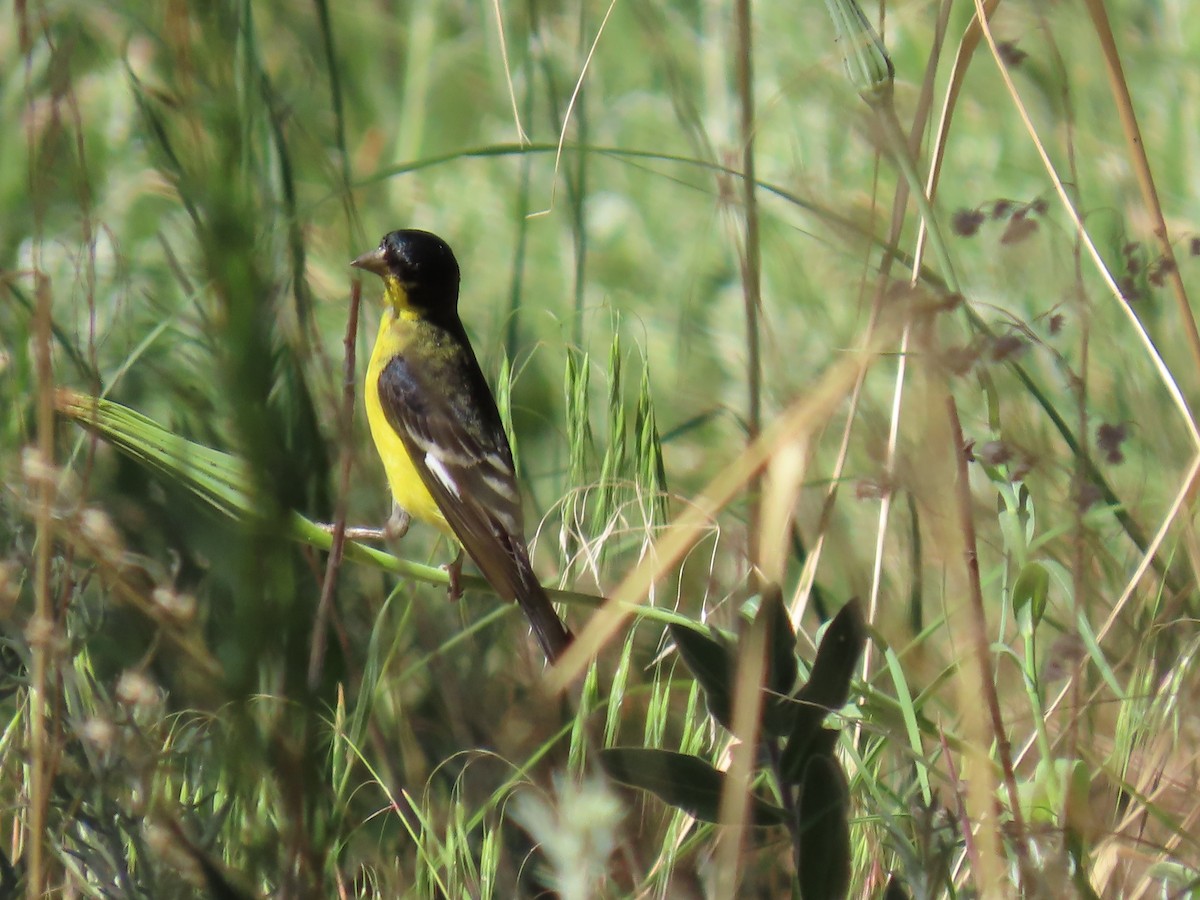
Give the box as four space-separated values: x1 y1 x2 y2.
384 505 412 540
444 551 463 603
317 505 411 543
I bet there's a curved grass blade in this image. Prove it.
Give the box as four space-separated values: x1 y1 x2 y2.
600 747 787 827
55 391 700 628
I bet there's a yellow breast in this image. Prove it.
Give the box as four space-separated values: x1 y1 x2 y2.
364 308 454 536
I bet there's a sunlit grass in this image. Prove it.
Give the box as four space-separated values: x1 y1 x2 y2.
3 0 1200 896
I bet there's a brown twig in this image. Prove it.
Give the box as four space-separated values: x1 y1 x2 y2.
1082 0 1200 382
945 394 1030 872
29 271 55 900
938 728 981 881
307 278 362 692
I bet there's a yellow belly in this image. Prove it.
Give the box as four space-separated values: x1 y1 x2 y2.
365 310 453 536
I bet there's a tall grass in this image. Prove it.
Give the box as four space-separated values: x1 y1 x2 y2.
3 0 1200 896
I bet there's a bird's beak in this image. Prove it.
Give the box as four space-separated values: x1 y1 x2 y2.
350 246 389 277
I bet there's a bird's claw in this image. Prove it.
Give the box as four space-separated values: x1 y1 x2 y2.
444 551 463 602
385 505 412 541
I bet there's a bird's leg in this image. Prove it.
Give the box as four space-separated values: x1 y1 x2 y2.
444 549 464 602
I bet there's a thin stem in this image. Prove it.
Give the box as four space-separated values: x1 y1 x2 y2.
505 0 538 362
970 0 1198 448
24 0 53 888
714 612 768 898
861 0 953 682
307 280 362 691
29 275 54 900
1082 0 1200 378
945 395 1030 875
734 0 762 567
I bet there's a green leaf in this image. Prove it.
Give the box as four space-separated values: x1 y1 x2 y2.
1062 758 1091 834
634 365 669 527
496 352 519 476
797 752 851 900
599 748 787 827
564 349 594 484
57 390 255 521
882 644 931 805
781 719 839 785
758 584 799 697
795 599 866 711
667 622 734 730
762 694 803 739
777 715 835 787
780 601 865 781
780 706 826 783
1011 561 1050 627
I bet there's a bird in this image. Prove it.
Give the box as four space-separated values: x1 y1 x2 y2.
351 229 574 662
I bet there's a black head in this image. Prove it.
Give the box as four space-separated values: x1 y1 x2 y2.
351 229 461 313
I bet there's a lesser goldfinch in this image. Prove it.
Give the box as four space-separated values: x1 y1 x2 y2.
351 229 573 661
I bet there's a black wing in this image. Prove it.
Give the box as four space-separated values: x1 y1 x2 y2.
376 340 572 660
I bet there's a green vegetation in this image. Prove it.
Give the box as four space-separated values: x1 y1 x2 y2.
4 0 1200 895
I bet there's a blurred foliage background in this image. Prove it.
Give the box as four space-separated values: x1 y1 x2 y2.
3 0 1200 896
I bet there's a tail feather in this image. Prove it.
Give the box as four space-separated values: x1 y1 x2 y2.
468 531 573 662
514 569 574 662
